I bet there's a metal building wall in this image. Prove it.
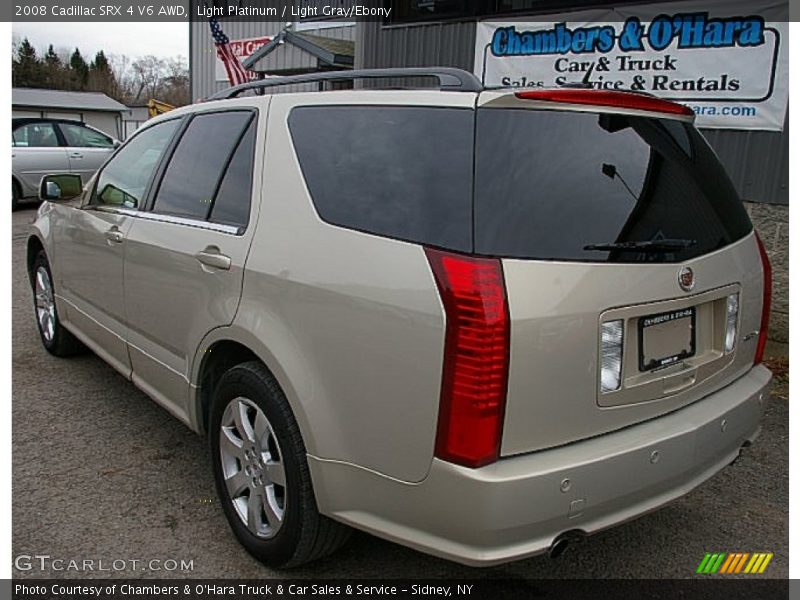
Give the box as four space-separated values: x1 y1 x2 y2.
357 20 476 71
700 112 789 204
356 20 788 205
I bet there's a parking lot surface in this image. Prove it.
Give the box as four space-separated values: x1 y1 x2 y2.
11 206 788 579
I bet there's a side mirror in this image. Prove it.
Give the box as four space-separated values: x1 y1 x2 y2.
39 174 83 201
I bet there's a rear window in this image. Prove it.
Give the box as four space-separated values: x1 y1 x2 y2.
288 104 751 263
474 109 752 262
288 106 474 253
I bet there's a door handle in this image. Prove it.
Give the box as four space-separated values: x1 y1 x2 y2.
105 227 124 244
69 152 84 159
195 247 231 271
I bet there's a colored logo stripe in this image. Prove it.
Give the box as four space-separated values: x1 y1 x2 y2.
720 553 737 573
697 552 773 574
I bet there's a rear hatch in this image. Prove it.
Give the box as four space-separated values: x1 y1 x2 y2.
473 90 764 456
283 89 768 469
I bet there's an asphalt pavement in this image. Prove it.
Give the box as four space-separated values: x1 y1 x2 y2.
11 205 789 580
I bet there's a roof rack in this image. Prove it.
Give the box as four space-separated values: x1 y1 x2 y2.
207 67 483 100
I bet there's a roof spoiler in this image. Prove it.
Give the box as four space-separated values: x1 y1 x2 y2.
514 89 694 117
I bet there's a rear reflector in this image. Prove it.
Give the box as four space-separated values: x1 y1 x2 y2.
425 248 510 468
515 89 694 116
754 233 772 365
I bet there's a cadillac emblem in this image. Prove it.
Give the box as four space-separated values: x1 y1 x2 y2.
678 266 695 292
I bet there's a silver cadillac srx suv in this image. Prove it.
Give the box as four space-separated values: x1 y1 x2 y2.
27 68 773 568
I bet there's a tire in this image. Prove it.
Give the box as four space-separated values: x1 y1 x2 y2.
31 251 85 357
209 361 351 568
12 179 21 211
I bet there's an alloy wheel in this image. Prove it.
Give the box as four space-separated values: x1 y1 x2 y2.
35 266 56 343
219 397 286 538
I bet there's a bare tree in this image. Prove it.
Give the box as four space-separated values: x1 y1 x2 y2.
131 55 166 103
161 56 190 106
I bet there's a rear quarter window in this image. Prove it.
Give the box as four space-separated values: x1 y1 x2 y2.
288 105 474 253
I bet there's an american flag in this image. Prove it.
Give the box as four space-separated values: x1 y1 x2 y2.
209 18 250 86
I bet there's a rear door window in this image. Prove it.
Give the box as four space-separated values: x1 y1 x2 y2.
474 109 752 262
153 111 253 220
209 118 256 229
59 122 114 148
288 106 474 253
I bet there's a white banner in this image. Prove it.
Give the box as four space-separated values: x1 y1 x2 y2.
474 0 788 130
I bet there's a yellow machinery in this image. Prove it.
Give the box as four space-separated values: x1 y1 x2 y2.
147 99 175 118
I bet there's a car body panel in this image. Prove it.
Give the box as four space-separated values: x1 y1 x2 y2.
48 202 133 376
500 233 764 456
122 215 256 423
13 146 71 197
65 146 114 183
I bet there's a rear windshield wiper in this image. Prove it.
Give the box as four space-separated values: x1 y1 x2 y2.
583 239 697 252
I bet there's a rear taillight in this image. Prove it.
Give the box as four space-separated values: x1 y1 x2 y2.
754 233 772 365
425 248 510 468
514 89 694 116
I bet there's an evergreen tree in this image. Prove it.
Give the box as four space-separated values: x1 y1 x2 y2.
44 45 60 68
13 38 43 87
88 50 117 95
91 50 110 72
69 48 89 90
42 44 66 88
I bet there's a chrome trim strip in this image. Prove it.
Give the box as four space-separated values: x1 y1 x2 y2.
62 293 190 383
56 293 127 344
126 337 191 383
95 205 241 235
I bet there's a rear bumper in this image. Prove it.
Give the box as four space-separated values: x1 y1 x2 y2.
309 365 771 566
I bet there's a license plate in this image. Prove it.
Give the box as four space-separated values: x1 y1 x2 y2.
638 307 696 371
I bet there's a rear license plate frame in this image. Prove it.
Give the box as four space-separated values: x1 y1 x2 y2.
638 307 696 372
